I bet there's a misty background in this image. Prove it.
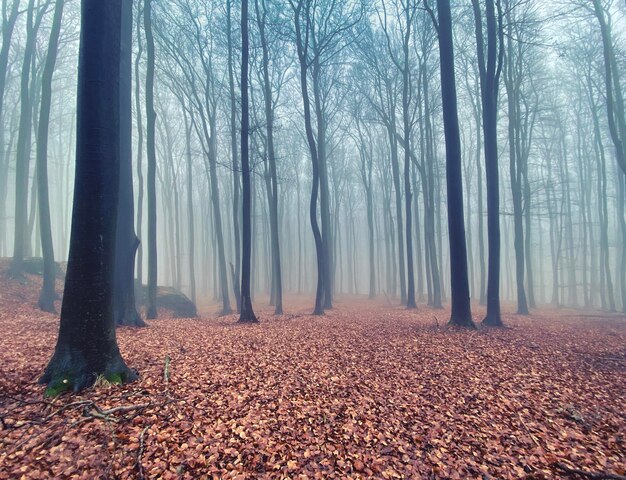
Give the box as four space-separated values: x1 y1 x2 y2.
0 0 625 315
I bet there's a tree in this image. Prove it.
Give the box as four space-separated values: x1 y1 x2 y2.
35 0 65 313
472 0 504 326
502 0 540 315
289 0 326 315
134 0 145 293
356 23 407 303
40 0 137 395
0 1 21 252
145 0 158 319
225 0 242 313
115 0 145 327
254 0 284 315
10 0 51 277
239 0 258 323
591 0 626 312
430 0 475 327
379 0 418 308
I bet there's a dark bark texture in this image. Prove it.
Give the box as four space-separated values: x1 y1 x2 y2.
40 0 137 395
435 0 475 327
115 0 145 327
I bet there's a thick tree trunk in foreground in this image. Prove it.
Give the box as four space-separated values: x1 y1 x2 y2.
436 0 475 327
115 0 145 327
40 0 137 395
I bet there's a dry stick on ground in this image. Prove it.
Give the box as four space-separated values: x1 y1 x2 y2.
84 403 152 422
135 425 150 480
9 401 153 454
517 412 541 448
553 462 626 480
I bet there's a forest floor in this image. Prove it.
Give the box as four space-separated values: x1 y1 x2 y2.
0 263 625 479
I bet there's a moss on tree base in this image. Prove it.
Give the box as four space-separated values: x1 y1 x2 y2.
40 347 137 396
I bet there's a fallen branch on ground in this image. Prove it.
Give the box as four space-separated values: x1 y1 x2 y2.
84 403 152 422
553 462 626 480
135 425 150 480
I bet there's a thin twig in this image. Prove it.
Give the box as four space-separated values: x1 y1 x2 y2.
85 403 152 422
553 462 626 480
517 412 541 448
135 425 150 480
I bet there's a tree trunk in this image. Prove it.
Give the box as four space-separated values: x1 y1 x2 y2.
0 0 20 255
387 124 405 303
503 17 529 315
40 0 137 395
256 0 283 314
134 0 144 294
312 57 333 310
11 0 48 277
238 0 257 323
436 0 475 327
115 0 145 327
226 0 242 313
292 3 324 315
183 109 196 306
144 0 158 319
36 0 65 314
472 0 503 326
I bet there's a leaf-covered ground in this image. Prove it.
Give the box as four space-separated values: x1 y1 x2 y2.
0 265 625 479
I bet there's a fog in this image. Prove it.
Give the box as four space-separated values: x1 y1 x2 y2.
1 0 625 318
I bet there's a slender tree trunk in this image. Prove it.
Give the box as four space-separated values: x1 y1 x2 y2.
472 0 503 326
183 109 196 306
400 20 416 309
504 21 529 314
0 1 20 253
226 0 242 313
144 0 158 319
115 0 145 327
292 3 324 315
239 0 257 323
36 0 65 313
436 0 474 327
387 125 405 303
312 58 333 309
255 0 282 314
11 0 48 277
617 172 626 313
134 0 144 294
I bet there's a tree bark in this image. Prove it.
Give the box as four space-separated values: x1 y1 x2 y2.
435 0 475 327
144 0 158 319
239 0 257 323
40 0 137 395
226 0 242 313
255 0 283 315
36 0 65 313
472 0 504 326
291 0 325 315
115 0 145 327
11 0 50 277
